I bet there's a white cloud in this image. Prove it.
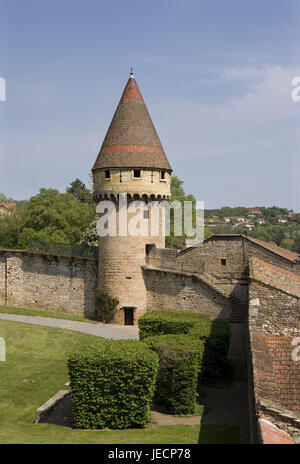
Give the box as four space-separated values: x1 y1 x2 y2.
1 63 299 209
151 64 300 161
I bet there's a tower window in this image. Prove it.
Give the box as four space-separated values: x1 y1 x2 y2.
143 210 149 219
161 171 166 180
133 169 141 178
221 259 227 266
105 170 110 179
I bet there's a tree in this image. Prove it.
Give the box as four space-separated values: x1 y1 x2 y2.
0 192 14 202
280 238 295 251
66 178 93 204
253 228 271 242
204 228 213 240
0 201 29 249
165 176 197 249
80 215 99 248
17 188 96 248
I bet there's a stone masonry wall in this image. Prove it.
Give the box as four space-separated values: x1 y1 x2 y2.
0 250 98 318
145 236 299 311
146 237 249 303
248 258 300 441
247 241 300 274
249 279 300 336
144 269 231 319
93 168 171 198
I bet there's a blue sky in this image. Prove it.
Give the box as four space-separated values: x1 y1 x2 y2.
0 0 300 210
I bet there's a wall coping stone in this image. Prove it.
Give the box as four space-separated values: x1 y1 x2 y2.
35 389 70 423
258 398 300 424
259 418 294 444
0 248 98 262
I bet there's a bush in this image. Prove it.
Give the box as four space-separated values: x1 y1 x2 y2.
188 320 230 383
68 339 159 429
138 310 210 340
139 310 230 384
144 334 205 415
95 291 118 323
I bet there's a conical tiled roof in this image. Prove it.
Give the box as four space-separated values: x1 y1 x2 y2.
92 73 172 172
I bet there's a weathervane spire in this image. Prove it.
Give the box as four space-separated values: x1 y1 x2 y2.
130 67 134 78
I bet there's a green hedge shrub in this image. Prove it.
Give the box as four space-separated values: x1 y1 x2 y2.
138 310 210 340
68 339 159 429
188 320 230 383
95 291 118 323
139 310 230 384
144 334 205 415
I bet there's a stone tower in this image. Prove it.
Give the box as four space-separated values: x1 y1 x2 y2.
92 71 172 325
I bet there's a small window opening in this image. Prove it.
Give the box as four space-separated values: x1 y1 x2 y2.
146 244 155 255
151 171 154 183
120 170 122 183
145 244 155 264
221 259 227 266
105 170 110 179
133 169 141 178
143 210 149 219
161 171 166 180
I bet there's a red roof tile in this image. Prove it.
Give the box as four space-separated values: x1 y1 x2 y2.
247 236 299 263
92 74 172 172
259 419 294 444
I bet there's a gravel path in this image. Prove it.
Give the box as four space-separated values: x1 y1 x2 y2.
0 313 139 339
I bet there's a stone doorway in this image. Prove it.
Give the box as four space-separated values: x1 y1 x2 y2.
123 306 135 325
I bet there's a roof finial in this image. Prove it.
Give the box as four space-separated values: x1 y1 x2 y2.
130 67 134 78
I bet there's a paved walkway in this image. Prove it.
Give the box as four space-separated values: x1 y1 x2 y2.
0 313 139 339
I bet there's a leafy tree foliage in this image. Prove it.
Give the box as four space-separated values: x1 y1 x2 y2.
95 291 119 323
15 188 95 249
205 206 300 252
79 215 99 248
165 176 197 249
0 181 97 250
0 192 14 202
0 201 29 248
66 178 94 204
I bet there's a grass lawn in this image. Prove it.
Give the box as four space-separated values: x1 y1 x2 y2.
0 320 239 444
0 305 93 322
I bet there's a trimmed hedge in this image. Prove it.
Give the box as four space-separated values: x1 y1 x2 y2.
138 310 210 341
188 321 230 383
68 339 159 429
139 310 230 384
144 334 205 415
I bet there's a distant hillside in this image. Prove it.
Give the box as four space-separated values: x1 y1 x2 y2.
204 206 300 253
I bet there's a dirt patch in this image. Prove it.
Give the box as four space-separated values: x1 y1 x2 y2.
150 409 201 426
